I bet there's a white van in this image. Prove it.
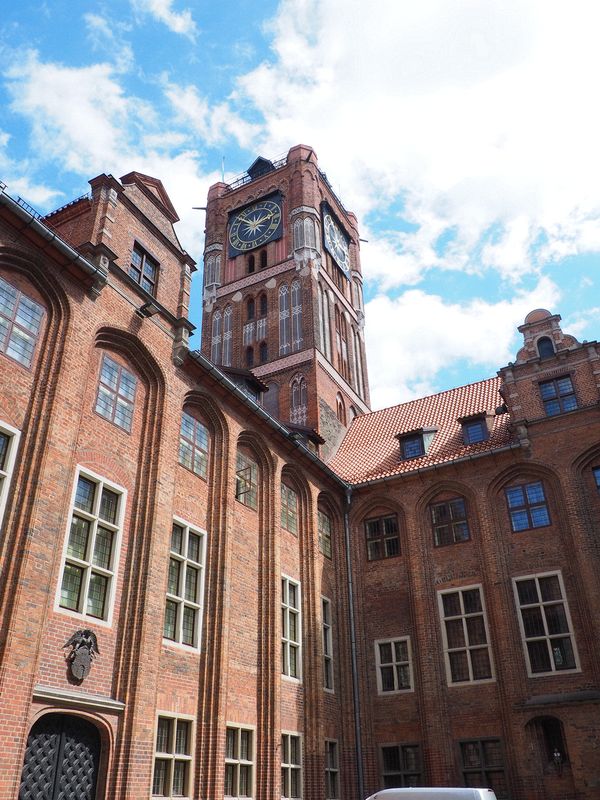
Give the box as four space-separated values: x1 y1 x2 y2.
365 789 498 800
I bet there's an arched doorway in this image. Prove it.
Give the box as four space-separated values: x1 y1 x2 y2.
19 713 101 800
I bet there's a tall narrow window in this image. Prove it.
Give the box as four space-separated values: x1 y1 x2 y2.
211 309 222 364
179 412 209 478
290 375 307 425
281 734 302 799
0 421 19 532
282 577 301 679
291 280 303 351
247 254 255 274
365 514 399 561
222 305 233 366
460 739 508 798
236 450 258 510
129 243 158 295
259 293 268 318
380 744 422 788
225 726 254 799
279 285 291 356
505 481 550 531
260 249 267 269
322 597 334 691
375 637 413 693
0 276 45 367
319 285 332 360
245 346 254 368
281 482 299 534
259 341 268 364
164 520 206 649
430 498 470 546
95 354 137 432
247 298 255 320
335 394 346 425
318 509 332 558
438 586 494 684
514 572 578 675
204 253 221 287
59 470 124 621
325 740 339 800
153 715 193 798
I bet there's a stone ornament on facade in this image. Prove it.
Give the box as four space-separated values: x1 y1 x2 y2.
63 630 100 682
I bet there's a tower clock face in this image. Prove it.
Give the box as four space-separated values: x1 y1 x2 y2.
228 196 283 256
323 210 350 274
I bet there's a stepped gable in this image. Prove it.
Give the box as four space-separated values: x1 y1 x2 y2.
330 375 514 483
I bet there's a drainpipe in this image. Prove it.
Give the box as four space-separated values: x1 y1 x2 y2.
343 485 364 800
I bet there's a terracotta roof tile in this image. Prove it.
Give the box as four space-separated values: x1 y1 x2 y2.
330 376 516 484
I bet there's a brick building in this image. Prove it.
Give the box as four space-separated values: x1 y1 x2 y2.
0 145 598 800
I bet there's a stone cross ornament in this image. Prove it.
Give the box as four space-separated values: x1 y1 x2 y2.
63 629 100 681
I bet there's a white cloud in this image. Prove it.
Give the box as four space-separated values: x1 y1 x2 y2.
235 0 600 287
365 276 561 409
131 0 197 41
84 13 134 73
162 79 261 149
0 129 62 206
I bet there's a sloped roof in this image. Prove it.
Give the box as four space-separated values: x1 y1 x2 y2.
120 171 179 222
330 376 515 484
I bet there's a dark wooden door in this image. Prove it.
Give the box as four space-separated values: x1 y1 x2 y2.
19 713 101 800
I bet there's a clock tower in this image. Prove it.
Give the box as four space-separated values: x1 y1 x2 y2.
200 144 370 460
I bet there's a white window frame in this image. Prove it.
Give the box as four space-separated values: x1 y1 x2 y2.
281 575 302 681
55 467 126 627
281 731 302 800
324 739 339 800
224 723 255 799
152 712 195 799
163 517 207 651
512 570 580 677
322 596 334 693
374 636 414 694
0 419 20 533
437 584 495 686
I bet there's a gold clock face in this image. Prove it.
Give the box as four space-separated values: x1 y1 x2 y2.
228 199 282 254
323 212 350 273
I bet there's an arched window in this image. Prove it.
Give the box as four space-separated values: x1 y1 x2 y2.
353 329 365 398
259 341 268 364
279 284 291 356
263 381 279 417
352 278 363 311
364 510 400 560
293 216 317 250
349 405 358 420
291 279 303 351
204 254 222 287
290 374 308 425
245 346 254 368
537 336 555 358
179 410 210 478
222 305 233 366
526 716 569 773
211 309 222 364
260 249 268 269
335 308 349 380
319 284 331 360
247 254 255 274
247 297 255 320
336 393 346 425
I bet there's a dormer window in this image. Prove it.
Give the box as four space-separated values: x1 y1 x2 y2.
461 416 488 445
537 336 555 359
397 428 436 460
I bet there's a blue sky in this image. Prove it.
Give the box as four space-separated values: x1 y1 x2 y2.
1 0 599 409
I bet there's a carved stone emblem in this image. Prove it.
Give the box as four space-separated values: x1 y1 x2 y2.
63 629 100 682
